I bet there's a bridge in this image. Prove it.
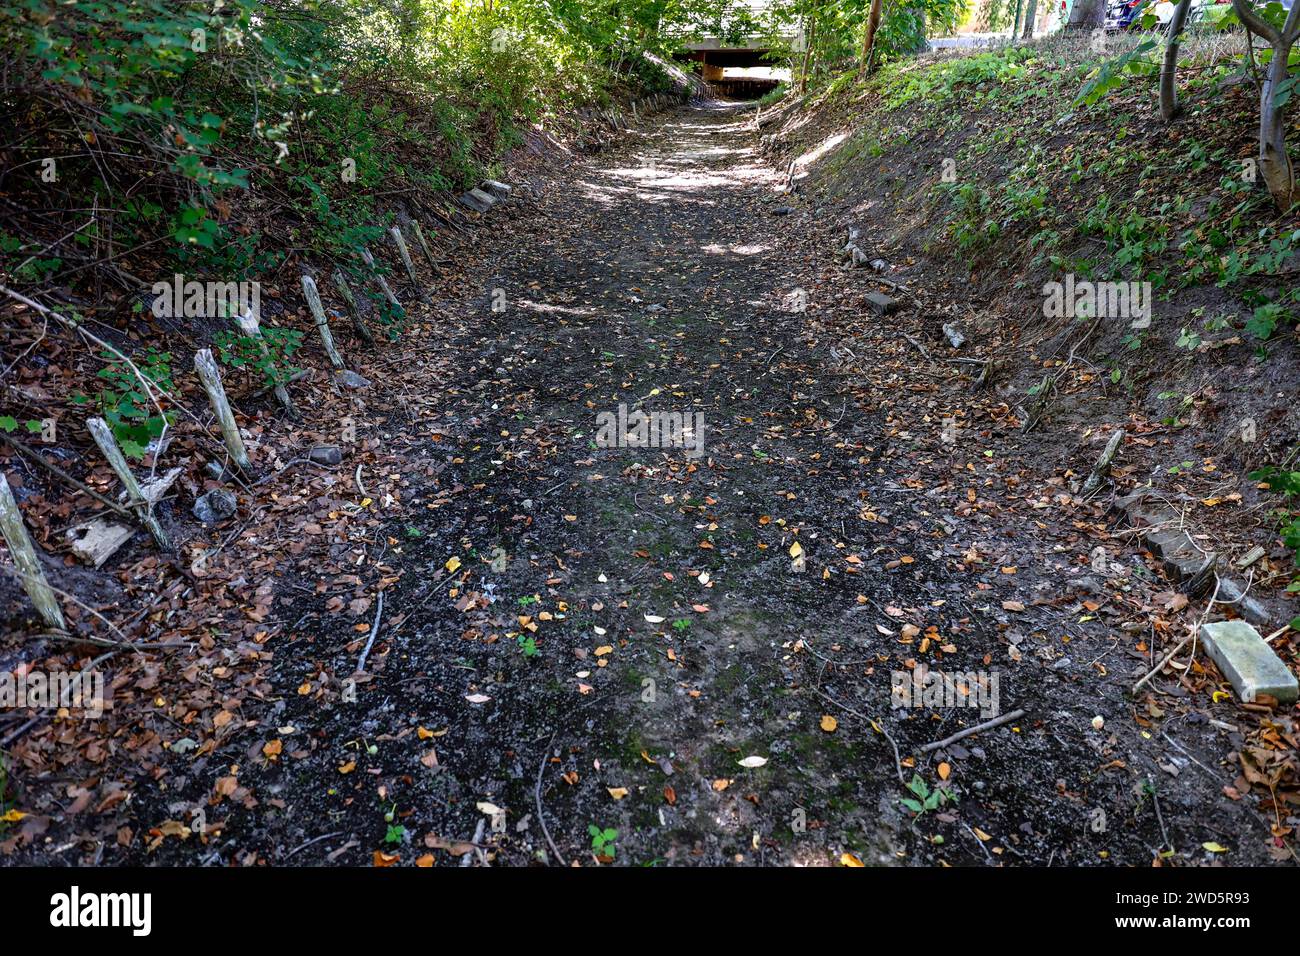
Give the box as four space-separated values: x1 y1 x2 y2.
675 0 794 96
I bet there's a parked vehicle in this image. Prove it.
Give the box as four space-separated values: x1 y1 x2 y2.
1105 0 1238 32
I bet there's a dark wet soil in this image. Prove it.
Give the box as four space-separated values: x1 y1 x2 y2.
10 102 1284 867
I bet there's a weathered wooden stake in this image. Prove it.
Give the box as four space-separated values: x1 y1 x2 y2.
237 312 299 419
86 417 170 549
360 246 403 313
411 220 439 272
389 226 429 303
0 472 66 630
331 269 376 346
193 348 252 472
301 274 347 369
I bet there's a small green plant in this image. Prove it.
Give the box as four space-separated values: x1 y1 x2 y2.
1249 463 1300 612
0 416 43 436
589 824 618 860
900 773 956 818
517 634 538 657
671 618 690 633
69 348 175 458
213 321 304 389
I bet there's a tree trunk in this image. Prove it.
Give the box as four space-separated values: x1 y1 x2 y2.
1022 0 1039 38
799 16 817 93
858 0 885 77
1067 0 1105 29
1159 0 1193 122
1229 0 1300 210
1258 37 1297 209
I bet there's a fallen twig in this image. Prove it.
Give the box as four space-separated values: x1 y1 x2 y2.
354 588 385 674
919 708 1026 754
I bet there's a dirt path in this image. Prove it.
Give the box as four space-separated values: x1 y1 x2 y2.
28 102 1277 867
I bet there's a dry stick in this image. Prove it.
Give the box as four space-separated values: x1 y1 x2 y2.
354 588 385 675
0 473 66 630
535 730 569 867
359 246 403 313
1130 576 1223 697
301 275 346 370
237 312 299 419
0 432 132 518
331 269 375 346
410 220 439 273
0 284 192 431
918 708 1026 755
85 417 169 549
390 226 429 304
193 349 252 473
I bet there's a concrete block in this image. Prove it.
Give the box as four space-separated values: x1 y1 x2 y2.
1200 620 1298 703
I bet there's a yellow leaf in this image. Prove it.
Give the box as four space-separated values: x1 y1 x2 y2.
607 787 629 800
840 852 865 867
820 715 838 733
445 555 462 573
937 761 951 780
1202 841 1228 853
1 809 27 823
789 541 803 558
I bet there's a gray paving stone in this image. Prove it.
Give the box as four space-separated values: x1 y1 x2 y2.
1200 620 1298 703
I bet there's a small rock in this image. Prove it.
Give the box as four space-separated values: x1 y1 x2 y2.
333 369 371 389
482 180 512 199
460 188 495 213
771 206 795 216
942 323 966 348
308 444 343 465
849 247 870 269
864 291 898 315
869 258 887 272
193 488 237 524
1200 620 1299 703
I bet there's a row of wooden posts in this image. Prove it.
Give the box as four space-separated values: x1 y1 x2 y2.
2 89 696 632
1 215 444 634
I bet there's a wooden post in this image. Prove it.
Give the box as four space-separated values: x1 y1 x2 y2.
360 246 403 314
86 417 170 548
0 472 65 630
237 312 299 419
193 348 252 472
411 220 439 272
301 275 346 369
389 226 429 303
331 269 376 346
